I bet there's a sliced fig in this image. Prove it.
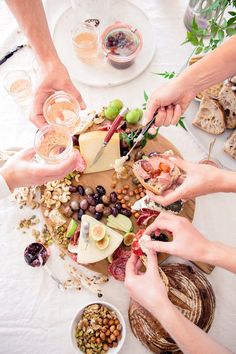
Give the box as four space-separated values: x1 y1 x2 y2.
96 234 110 250
91 223 106 241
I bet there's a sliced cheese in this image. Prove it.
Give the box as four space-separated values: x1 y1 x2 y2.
79 131 120 174
77 215 123 264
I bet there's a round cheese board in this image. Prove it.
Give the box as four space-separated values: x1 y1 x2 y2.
39 124 214 277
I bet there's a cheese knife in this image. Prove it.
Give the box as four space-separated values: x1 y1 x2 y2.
90 107 129 167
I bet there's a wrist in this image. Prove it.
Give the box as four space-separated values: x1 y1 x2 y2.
151 298 175 323
217 169 236 193
176 75 197 100
146 296 172 316
0 168 15 192
38 56 64 74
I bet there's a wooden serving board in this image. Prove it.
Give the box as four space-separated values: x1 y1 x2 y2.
42 134 214 275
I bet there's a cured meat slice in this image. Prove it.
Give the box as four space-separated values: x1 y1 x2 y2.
108 257 128 281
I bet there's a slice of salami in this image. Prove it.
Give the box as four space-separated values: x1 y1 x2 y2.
113 246 131 260
108 257 128 281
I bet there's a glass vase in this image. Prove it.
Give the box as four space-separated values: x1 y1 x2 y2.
184 0 226 31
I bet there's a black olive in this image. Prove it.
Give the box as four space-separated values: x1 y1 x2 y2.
87 195 96 206
114 202 122 212
111 207 119 217
110 191 118 203
77 208 85 221
96 185 106 196
95 211 103 220
94 197 101 205
77 185 85 196
120 208 131 217
69 186 77 193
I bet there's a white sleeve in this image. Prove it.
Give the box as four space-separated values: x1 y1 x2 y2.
0 174 11 199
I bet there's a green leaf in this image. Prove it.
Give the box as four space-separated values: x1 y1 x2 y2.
218 29 224 41
186 31 199 46
144 90 149 102
226 27 236 36
176 117 187 131
228 11 236 16
227 16 236 26
144 128 159 140
195 46 203 55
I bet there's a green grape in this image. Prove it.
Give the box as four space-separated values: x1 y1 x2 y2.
125 109 142 124
104 106 119 120
109 99 123 111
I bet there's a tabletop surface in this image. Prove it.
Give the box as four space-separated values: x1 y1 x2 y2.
0 1 236 353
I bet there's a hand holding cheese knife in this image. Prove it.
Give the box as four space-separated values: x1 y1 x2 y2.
90 108 158 167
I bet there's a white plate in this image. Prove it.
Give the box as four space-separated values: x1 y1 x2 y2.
70 301 126 353
185 101 236 171
53 0 155 87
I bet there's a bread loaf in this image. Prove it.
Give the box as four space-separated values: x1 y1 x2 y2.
224 129 236 159
192 96 226 134
129 263 215 353
219 81 236 129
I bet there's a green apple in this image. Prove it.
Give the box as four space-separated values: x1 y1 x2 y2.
104 106 119 120
109 99 123 111
125 109 142 124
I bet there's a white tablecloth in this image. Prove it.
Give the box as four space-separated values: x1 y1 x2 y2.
0 1 236 353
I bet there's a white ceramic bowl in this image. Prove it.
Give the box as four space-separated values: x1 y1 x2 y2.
70 301 126 354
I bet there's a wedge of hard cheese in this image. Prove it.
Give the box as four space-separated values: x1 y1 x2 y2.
79 131 120 174
77 215 123 264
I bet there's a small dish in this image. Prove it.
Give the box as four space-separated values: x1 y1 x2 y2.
70 301 126 353
101 21 142 69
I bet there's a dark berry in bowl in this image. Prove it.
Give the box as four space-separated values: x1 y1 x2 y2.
114 202 122 212
24 243 49 267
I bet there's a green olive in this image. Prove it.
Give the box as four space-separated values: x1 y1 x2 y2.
104 106 119 120
109 99 123 111
125 109 142 124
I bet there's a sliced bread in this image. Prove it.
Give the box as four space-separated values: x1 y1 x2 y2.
224 129 236 159
218 81 236 128
192 96 226 134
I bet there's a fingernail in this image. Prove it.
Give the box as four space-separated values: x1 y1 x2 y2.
80 101 86 110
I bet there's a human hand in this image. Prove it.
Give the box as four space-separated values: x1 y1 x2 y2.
0 148 85 190
144 78 196 130
145 212 210 262
125 250 169 313
31 63 86 127
146 156 221 206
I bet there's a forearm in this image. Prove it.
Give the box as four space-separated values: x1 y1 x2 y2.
152 301 232 354
179 35 236 94
202 241 236 273
6 0 61 70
